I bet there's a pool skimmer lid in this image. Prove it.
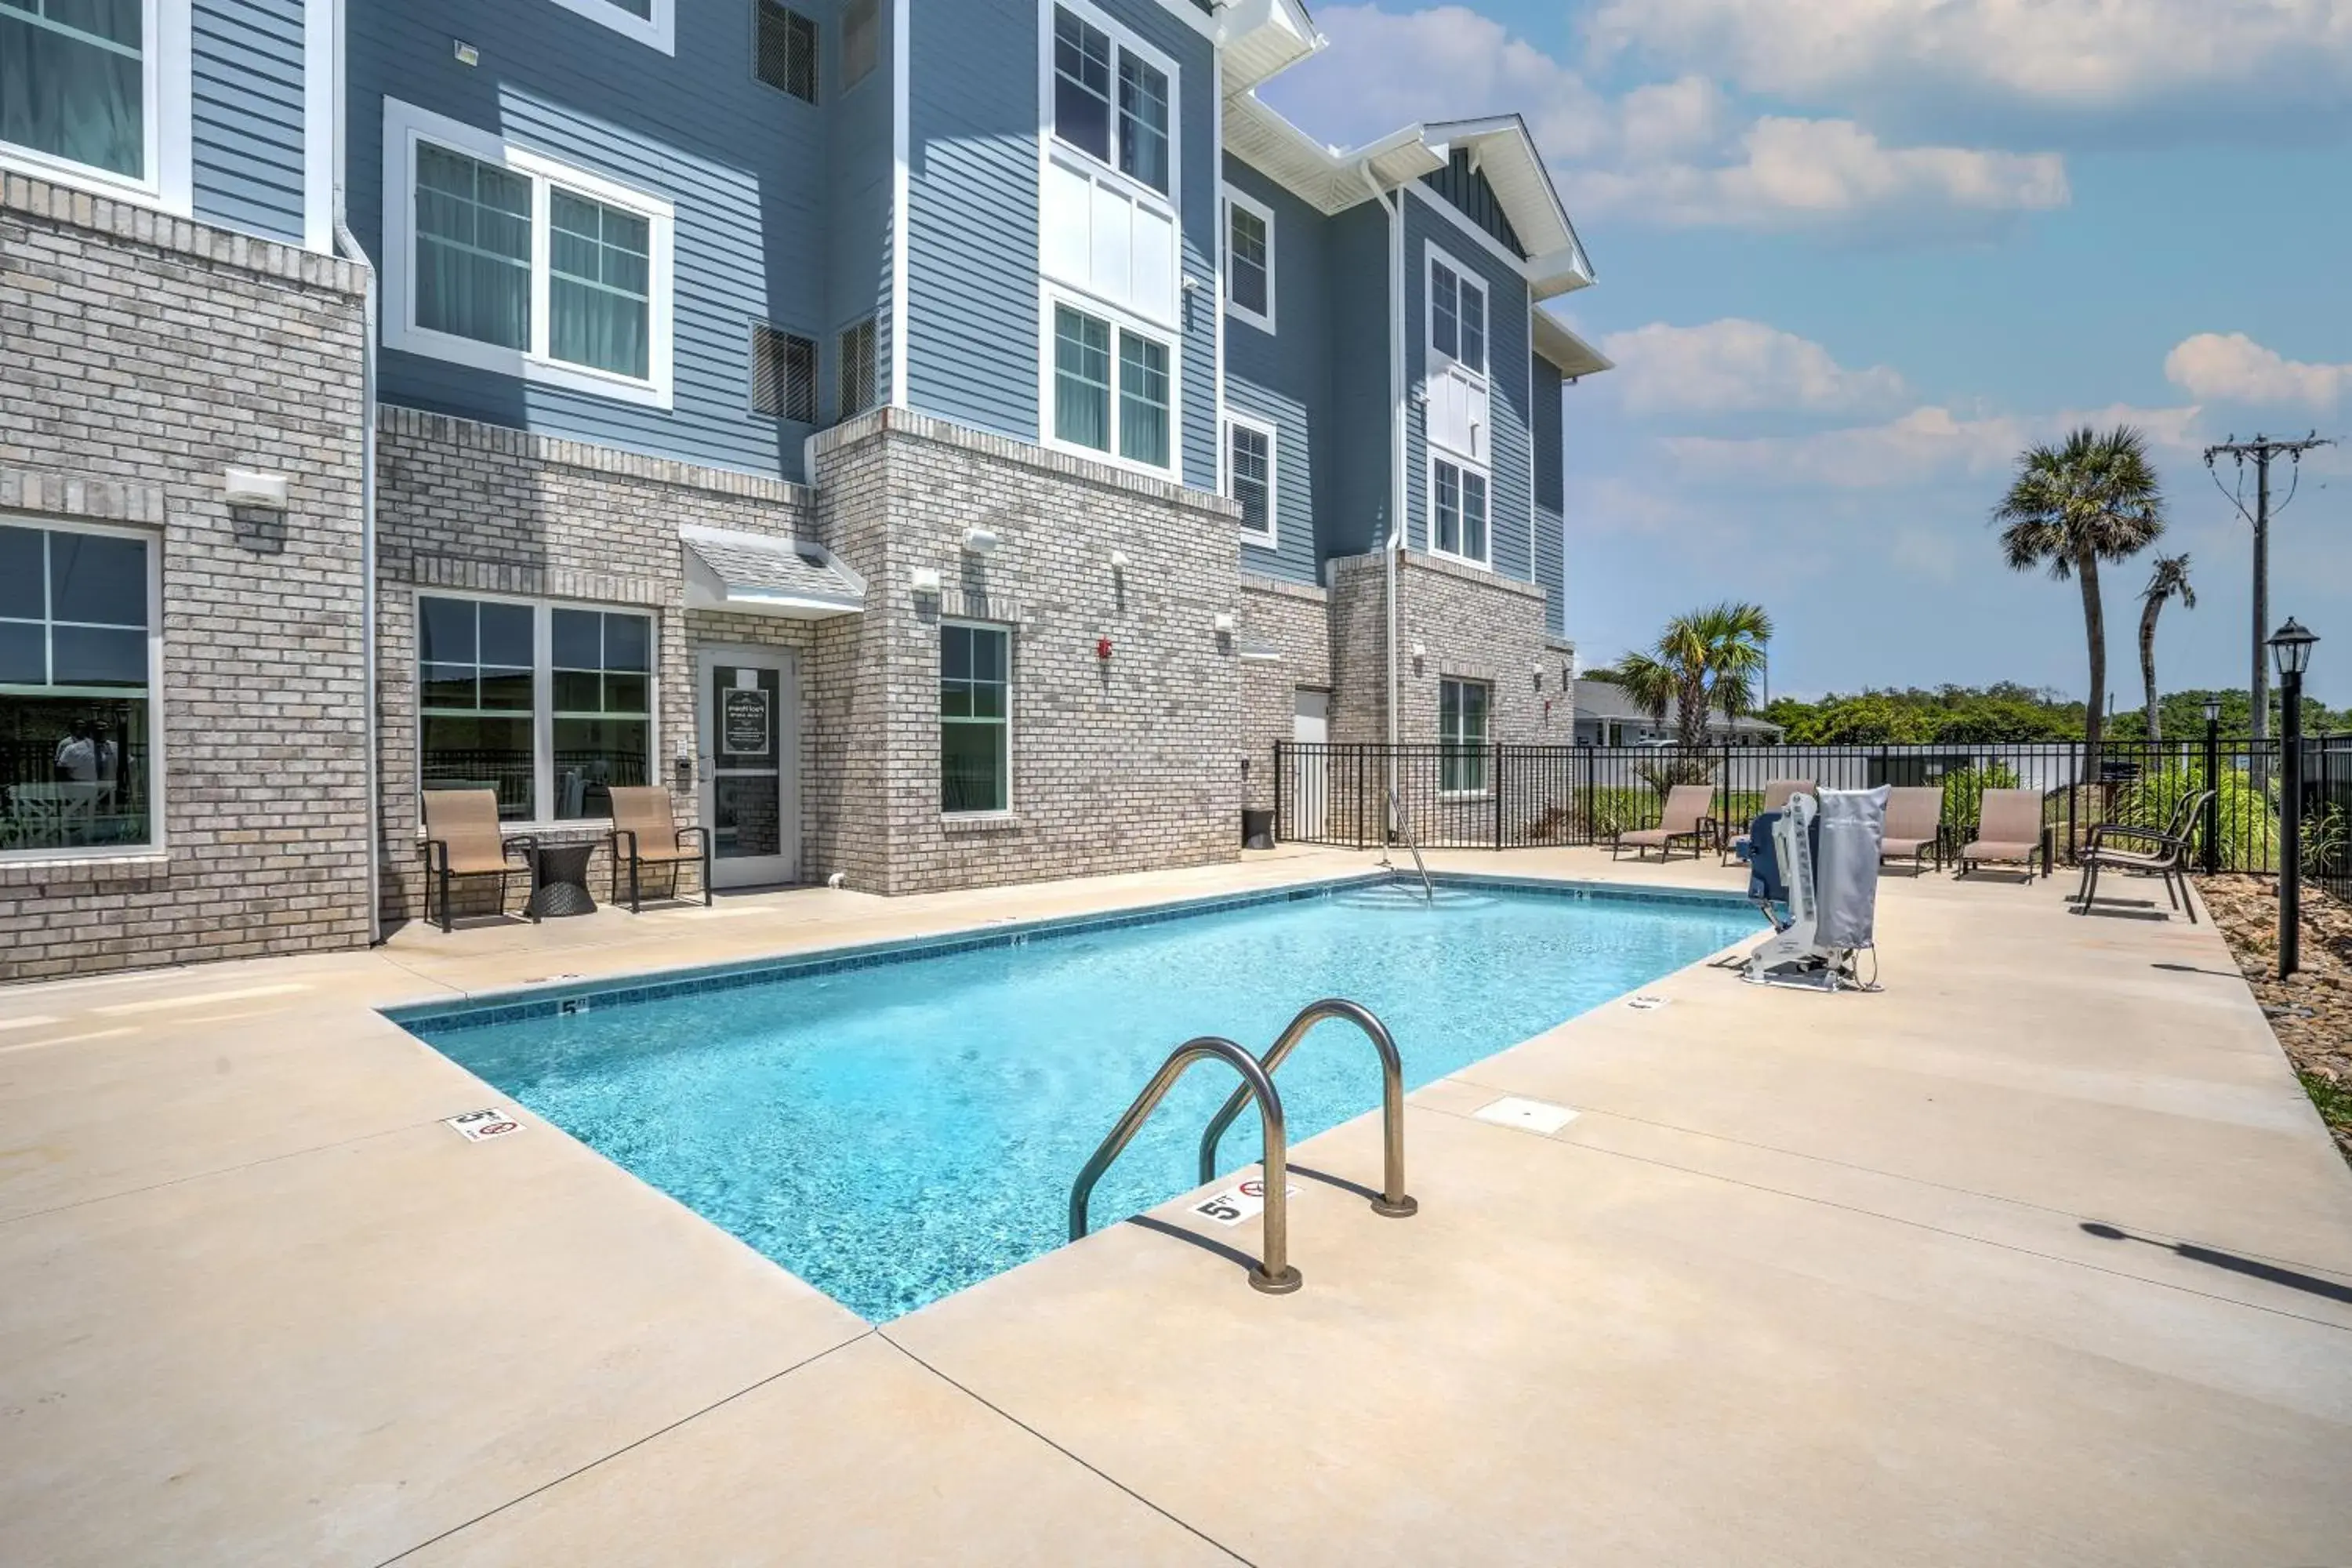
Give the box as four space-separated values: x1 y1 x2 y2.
1473 1096 1578 1135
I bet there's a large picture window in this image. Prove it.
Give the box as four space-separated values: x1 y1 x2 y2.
0 519 157 856
385 100 675 408
1432 456 1490 567
1439 677 1490 796
1050 3 1171 198
418 594 654 825
940 622 1009 815
1051 300 1174 474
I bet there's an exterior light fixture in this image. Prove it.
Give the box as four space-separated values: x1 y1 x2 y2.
453 39 479 66
2202 695 2222 724
1109 549 1131 570
2268 616 2316 678
909 566 942 594
1410 641 1426 660
1214 612 1236 633
223 468 290 509
2267 616 2319 978
961 524 1000 555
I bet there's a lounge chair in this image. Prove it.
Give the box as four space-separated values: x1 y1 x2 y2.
1879 786 1947 874
608 786 713 913
420 789 535 932
1958 789 2047 880
2074 789 2212 922
1613 783 1716 862
1722 779 1814 863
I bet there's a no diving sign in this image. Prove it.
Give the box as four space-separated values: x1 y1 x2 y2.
1189 1176 1301 1228
445 1109 523 1142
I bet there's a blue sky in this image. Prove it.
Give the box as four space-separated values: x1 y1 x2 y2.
1259 1 2352 708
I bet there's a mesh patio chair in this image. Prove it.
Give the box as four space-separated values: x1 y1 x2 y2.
1958 788 2047 880
608 786 713 913
1613 783 1716 862
1721 779 1814 864
420 789 535 932
1879 786 1947 874
2074 789 2213 922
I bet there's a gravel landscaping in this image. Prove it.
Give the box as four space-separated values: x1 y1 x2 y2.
2198 875 2352 1169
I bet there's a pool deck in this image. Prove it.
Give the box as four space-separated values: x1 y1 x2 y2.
3 848 2350 1565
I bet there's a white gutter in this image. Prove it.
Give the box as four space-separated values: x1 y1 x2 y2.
1361 162 1405 750
330 0 381 944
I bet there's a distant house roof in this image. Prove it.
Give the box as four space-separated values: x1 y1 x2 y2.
1573 680 1782 737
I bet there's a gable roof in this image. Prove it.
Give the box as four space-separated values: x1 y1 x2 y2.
1533 310 1612 379
1207 0 1323 95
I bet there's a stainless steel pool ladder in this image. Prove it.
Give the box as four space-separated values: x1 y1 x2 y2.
1069 1036 1304 1294
1200 998 1417 1220
1382 782 1435 902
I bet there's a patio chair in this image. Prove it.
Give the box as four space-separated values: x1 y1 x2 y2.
1957 788 2047 880
1613 783 1716 862
2074 789 2213 923
1879 786 1947 874
1721 779 1814 864
608 786 713 913
420 789 535 933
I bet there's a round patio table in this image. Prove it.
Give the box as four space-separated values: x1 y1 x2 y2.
528 842 599 918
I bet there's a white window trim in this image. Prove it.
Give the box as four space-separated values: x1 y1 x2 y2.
380 99 677 410
1426 244 1489 384
1039 0 1181 218
939 619 1014 819
545 0 676 54
1038 287 1184 481
411 589 659 835
1221 183 1275 336
1428 452 1492 572
1221 410 1278 547
1437 676 1494 801
0 514 166 865
0 0 191 216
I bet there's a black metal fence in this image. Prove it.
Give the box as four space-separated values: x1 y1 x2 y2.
1275 738 2351 884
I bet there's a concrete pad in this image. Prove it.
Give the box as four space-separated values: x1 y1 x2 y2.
892 1109 2352 1567
0 1116 864 1568
397 1334 1237 1566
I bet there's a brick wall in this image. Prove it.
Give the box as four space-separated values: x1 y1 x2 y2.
807 408 1246 894
1238 575 1330 811
0 176 371 981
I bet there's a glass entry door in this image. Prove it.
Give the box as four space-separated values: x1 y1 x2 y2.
696 648 798 888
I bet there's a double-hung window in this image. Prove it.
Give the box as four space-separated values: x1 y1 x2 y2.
1222 186 1274 333
386 101 675 408
940 622 1009 815
0 0 190 207
1052 302 1171 471
1051 5 1167 198
418 594 655 825
1432 456 1490 567
1429 255 1486 376
1224 415 1276 543
0 518 158 857
1439 678 1490 796
546 0 675 53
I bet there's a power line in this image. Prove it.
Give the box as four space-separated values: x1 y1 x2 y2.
2202 431 2334 742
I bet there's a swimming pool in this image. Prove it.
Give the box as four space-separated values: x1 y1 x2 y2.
394 877 1754 1322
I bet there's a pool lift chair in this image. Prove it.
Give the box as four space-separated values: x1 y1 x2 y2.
1738 787 1889 994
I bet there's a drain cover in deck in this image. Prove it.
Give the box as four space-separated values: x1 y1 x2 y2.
1472 1096 1579 1135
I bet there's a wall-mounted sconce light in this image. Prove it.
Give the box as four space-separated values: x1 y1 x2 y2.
223 468 289 509
1109 549 1131 571
1410 641 1427 660
1213 612 1236 634
962 524 1000 555
453 39 479 65
909 566 942 593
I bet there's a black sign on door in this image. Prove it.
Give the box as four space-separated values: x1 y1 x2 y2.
720 687 771 758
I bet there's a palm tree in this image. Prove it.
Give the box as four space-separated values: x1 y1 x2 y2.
2136 554 2195 742
1611 603 1775 750
1993 426 2166 778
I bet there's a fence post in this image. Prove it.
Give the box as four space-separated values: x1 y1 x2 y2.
1492 742 1504 850
1580 744 1594 844
2202 722 2220 875
1272 742 1285 845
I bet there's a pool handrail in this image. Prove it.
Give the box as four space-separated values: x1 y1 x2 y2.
1196 998 1417 1220
1386 782 1435 902
1069 1035 1304 1295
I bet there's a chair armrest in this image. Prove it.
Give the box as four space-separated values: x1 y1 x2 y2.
503 834 537 863
609 828 639 862
674 825 710 849
2085 822 2172 850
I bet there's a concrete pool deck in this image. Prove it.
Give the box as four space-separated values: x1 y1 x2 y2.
2 849 2349 1564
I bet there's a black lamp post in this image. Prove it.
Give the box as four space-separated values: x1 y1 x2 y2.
2268 619 2318 978
2201 696 2223 877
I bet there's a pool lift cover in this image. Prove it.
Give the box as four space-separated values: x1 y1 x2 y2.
1739 786 1888 993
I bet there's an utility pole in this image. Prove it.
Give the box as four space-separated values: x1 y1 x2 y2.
2205 433 2334 742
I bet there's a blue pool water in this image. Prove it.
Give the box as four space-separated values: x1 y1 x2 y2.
397 879 1752 1322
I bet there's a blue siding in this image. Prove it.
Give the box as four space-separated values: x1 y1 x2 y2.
191 0 308 244
829 0 895 411
1221 157 1324 587
905 0 1218 488
349 0 852 481
1402 188 1532 583
1421 151 1524 260
1323 202 1392 562
905 0 1037 440
1532 354 1565 637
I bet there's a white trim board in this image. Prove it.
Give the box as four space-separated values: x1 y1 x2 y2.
1220 180 1276 336
545 0 676 54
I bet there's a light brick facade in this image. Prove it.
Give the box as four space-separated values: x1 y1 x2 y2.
1237 575 1331 812
0 177 370 982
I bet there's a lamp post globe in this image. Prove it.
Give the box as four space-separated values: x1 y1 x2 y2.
2266 619 2318 978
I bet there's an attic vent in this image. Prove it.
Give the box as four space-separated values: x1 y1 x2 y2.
750 325 818 422
755 1 818 103
837 317 878 419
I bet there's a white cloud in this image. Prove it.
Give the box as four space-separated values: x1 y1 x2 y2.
1661 404 2205 490
1599 319 1907 416
2165 332 2351 409
1587 0 2352 116
1260 5 2071 236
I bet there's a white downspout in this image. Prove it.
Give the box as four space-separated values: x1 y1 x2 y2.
330 0 381 944
1360 162 1404 750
